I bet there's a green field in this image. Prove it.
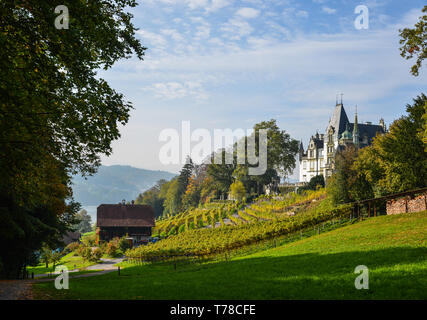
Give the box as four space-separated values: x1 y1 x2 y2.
33 211 427 299
28 252 97 275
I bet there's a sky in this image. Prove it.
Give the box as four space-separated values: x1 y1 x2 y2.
98 0 427 180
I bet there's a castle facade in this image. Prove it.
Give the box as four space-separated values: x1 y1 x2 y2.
299 101 386 183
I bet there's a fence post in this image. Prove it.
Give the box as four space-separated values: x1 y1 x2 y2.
118 266 120 276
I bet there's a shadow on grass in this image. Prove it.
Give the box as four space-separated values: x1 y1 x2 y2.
34 246 427 300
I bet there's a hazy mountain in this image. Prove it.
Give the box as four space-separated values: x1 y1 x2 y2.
72 165 176 206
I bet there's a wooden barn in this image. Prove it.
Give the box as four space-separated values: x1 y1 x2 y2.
96 204 155 245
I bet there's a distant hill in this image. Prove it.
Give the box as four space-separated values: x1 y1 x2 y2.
72 165 176 206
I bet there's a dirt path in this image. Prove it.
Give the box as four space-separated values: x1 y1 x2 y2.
0 280 33 300
0 257 124 300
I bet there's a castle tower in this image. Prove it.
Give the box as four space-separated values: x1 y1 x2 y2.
353 106 359 148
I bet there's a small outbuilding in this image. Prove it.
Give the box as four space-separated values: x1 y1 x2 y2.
96 204 155 245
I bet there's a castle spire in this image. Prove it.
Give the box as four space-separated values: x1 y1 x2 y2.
353 105 359 148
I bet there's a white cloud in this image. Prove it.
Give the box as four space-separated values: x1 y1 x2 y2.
143 81 208 100
322 7 336 14
136 30 167 48
206 0 231 13
236 7 260 19
186 0 208 10
221 18 254 40
161 29 184 42
296 10 309 18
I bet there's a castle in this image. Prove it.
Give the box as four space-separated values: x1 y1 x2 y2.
299 99 386 183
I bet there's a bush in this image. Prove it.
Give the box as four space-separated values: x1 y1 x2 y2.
106 239 119 257
118 236 131 252
81 233 96 247
91 248 103 262
64 242 80 254
80 246 92 262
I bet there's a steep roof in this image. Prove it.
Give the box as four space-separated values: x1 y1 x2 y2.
327 103 350 136
97 204 155 227
348 123 384 144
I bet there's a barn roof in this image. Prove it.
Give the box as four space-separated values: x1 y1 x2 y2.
97 204 155 227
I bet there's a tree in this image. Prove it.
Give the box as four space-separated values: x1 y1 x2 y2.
0 0 145 278
422 100 427 151
74 209 92 234
299 175 325 193
182 176 201 209
163 178 181 216
327 146 359 205
135 179 168 218
353 94 427 195
39 246 52 269
207 149 236 197
253 119 299 178
230 181 247 202
399 6 427 76
50 251 62 269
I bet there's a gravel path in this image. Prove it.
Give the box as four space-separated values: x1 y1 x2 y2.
0 257 124 300
86 257 123 271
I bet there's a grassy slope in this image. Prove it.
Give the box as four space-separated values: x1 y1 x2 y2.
28 252 96 275
33 211 427 299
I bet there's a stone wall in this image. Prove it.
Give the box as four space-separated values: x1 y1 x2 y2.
386 192 427 215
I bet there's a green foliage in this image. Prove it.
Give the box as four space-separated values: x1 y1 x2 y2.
0 0 145 278
327 146 364 204
39 246 53 269
64 242 80 254
106 240 119 257
230 181 246 202
399 6 427 76
135 179 168 218
178 224 186 233
91 248 103 262
50 251 62 268
352 94 427 197
81 233 96 247
252 119 299 177
118 237 131 252
74 209 92 234
37 211 427 300
127 202 351 258
298 175 325 193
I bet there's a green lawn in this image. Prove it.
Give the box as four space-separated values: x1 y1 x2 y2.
33 211 427 299
28 252 97 275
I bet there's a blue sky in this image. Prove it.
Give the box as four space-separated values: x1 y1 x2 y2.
98 0 427 180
